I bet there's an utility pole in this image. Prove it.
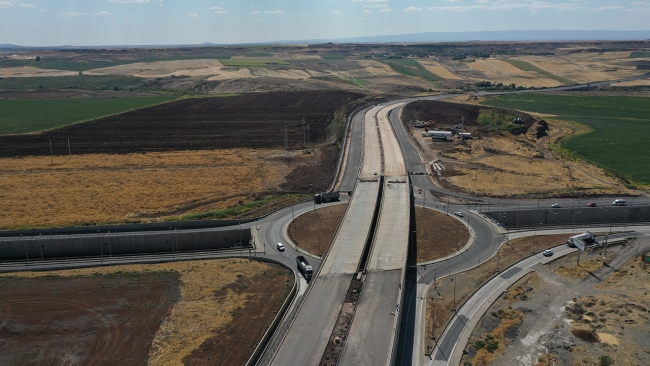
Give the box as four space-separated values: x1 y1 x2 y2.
49 140 53 166
284 126 288 156
497 247 500 272
302 118 305 145
307 124 309 149
67 138 71 157
452 275 457 311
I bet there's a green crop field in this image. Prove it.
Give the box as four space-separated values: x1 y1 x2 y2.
482 94 650 185
629 51 650 58
0 96 178 135
381 59 442 82
0 75 143 90
0 55 233 72
219 59 288 67
503 59 575 85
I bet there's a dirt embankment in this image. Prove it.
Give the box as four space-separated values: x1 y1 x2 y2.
0 259 293 366
462 238 650 366
401 99 631 197
425 234 572 355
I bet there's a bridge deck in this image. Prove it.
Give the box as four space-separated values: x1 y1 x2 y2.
340 176 410 366
360 106 384 179
271 180 380 366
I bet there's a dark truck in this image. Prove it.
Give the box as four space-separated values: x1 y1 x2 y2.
295 255 313 281
314 192 340 204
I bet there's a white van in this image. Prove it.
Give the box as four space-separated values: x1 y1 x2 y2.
612 199 626 206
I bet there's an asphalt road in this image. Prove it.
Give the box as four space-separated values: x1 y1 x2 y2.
423 226 650 366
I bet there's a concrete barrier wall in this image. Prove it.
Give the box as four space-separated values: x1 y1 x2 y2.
0 219 257 238
483 205 650 229
0 229 252 261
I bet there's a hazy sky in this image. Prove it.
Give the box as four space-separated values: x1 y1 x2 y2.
1 0 649 46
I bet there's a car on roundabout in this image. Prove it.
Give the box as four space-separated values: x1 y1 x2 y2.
542 249 553 257
454 211 464 217
277 243 285 252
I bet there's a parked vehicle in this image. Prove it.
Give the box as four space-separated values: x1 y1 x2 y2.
587 202 597 207
612 199 626 206
276 243 285 251
543 249 553 257
551 203 561 208
314 192 340 204
567 232 596 247
295 256 313 280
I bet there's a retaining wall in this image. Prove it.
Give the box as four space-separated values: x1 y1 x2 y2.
483 205 650 229
0 229 252 261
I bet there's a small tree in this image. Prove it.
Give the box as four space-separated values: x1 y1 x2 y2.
35 56 41 61
599 355 614 366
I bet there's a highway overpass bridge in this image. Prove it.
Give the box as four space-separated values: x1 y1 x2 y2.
270 103 411 366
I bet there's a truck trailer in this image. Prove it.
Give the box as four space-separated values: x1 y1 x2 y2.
314 192 340 204
567 232 596 247
296 256 313 280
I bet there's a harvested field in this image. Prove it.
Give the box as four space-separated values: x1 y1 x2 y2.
0 66 77 78
0 91 365 157
0 148 326 229
288 203 347 257
466 59 559 88
425 234 572 354
418 60 462 80
0 259 293 366
513 55 643 84
87 59 226 78
416 207 469 262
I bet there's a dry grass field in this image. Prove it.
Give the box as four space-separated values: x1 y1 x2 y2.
0 258 293 366
442 131 631 197
0 66 77 78
513 55 642 84
87 59 226 78
0 149 305 229
418 60 463 80
466 59 560 87
409 96 636 197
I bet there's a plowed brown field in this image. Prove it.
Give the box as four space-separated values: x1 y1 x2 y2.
0 259 293 366
0 91 365 157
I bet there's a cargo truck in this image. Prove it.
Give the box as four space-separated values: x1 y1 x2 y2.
296 256 313 280
314 192 340 204
567 232 596 247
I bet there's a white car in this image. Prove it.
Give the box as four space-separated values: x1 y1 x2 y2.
276 243 285 251
542 249 553 257
551 203 561 208
454 211 464 217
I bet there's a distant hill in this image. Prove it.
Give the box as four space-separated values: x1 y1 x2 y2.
2 30 649 50
304 30 650 44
